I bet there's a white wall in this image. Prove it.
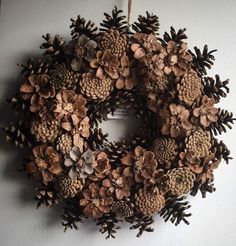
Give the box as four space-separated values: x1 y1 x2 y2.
1 1 236 246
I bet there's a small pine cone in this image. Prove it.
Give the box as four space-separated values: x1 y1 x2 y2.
56 133 73 154
151 138 177 167
80 73 112 101
31 120 59 143
111 200 134 218
34 185 61 208
185 129 211 158
100 30 127 57
177 70 203 105
134 188 165 215
49 64 79 90
168 167 196 196
55 173 84 198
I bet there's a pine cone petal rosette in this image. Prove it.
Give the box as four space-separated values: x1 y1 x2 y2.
3 6 234 239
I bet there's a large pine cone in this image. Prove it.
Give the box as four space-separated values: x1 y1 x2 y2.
168 167 196 196
49 64 79 90
80 73 112 101
185 128 211 158
55 173 84 198
31 120 59 143
134 188 165 215
177 70 203 105
111 200 134 218
151 137 177 168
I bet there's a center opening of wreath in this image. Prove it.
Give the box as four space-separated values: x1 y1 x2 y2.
99 107 143 142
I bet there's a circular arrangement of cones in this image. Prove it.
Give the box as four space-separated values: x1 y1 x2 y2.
2 6 235 239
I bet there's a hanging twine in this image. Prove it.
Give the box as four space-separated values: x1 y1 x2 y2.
128 0 132 26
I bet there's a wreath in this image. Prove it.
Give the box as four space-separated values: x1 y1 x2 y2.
2 6 235 239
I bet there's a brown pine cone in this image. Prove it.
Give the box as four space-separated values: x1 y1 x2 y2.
49 64 79 90
31 120 59 143
134 188 165 215
56 133 73 154
151 137 177 168
177 70 203 105
168 167 195 196
55 173 84 198
80 73 112 101
111 200 134 218
185 129 211 158
100 30 127 57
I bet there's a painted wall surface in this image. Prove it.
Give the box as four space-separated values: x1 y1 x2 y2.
0 1 236 246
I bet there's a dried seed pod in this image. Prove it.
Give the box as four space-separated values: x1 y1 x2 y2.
168 167 196 196
55 173 84 198
185 129 211 158
100 29 127 57
111 200 134 218
49 64 79 90
56 133 73 154
177 70 203 105
134 188 165 215
80 73 112 101
31 120 59 143
151 137 177 168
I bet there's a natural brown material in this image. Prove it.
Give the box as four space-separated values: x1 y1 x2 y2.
168 167 196 196
31 120 59 143
111 200 134 218
56 133 73 154
54 90 88 124
49 64 79 90
80 73 112 101
177 70 203 105
134 188 165 215
26 144 62 184
193 95 218 127
55 173 84 198
156 41 192 76
185 129 211 158
159 104 192 137
80 183 113 218
90 50 119 80
151 137 177 168
100 29 127 57
102 168 131 200
121 146 158 185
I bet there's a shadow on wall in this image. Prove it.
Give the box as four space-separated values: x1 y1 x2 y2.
0 52 66 228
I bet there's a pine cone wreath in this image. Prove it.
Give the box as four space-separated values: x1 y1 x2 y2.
2 5 234 239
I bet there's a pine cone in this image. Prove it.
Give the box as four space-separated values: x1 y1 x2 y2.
34 184 61 208
31 120 59 143
168 167 196 196
132 12 159 35
49 64 79 90
134 188 165 215
80 73 112 101
111 200 134 218
177 70 203 105
56 133 73 154
100 30 127 57
185 129 211 158
151 137 177 168
55 173 84 198
100 6 129 34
